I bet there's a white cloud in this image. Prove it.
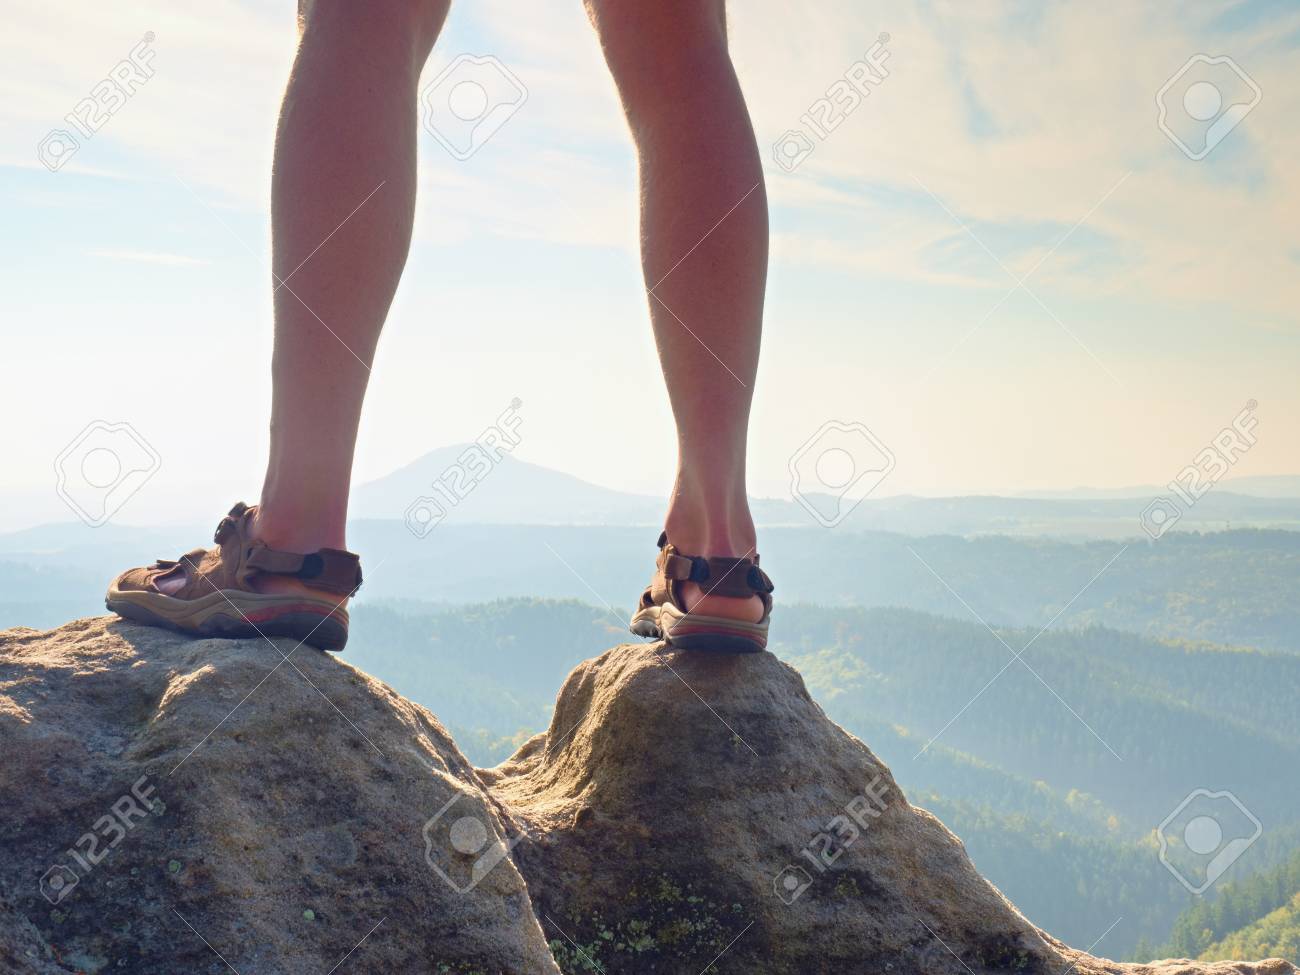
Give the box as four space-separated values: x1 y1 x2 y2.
10 0 1292 321
736 0 1300 323
1 0 1296 517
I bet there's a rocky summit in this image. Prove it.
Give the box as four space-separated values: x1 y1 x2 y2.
1 617 1294 975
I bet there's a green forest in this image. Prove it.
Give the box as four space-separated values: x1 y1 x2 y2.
2 519 1296 963
4 526 1299 652
1149 851 1300 963
341 595 1300 962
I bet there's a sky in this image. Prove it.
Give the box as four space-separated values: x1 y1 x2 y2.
1 0 1298 531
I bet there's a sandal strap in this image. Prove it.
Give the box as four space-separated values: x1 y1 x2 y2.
218 502 363 596
650 532 774 606
658 551 772 598
143 503 363 599
213 501 252 545
243 541 363 596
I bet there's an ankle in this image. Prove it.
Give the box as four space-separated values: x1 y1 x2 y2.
665 524 757 559
664 487 757 558
250 503 347 553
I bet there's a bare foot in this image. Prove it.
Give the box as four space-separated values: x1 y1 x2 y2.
664 500 765 621
680 583 765 622
246 507 352 604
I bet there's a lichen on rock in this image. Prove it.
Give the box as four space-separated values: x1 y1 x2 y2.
0 618 558 975
1 619 1294 975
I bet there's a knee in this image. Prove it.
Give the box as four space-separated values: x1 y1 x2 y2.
585 0 729 103
300 0 449 66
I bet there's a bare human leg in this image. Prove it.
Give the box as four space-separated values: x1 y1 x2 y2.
586 0 768 622
156 0 448 599
255 0 449 552
110 0 458 649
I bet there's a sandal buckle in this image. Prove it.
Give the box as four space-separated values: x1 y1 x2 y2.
214 516 237 544
297 554 324 580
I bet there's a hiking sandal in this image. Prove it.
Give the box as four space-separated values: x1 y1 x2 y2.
629 531 774 653
105 502 362 652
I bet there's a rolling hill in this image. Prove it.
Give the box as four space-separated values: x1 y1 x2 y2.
333 597 1300 958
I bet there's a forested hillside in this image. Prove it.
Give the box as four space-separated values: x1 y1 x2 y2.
1153 852 1300 963
779 606 1300 828
341 597 1300 958
4 527 1293 962
1201 895 1300 964
4 526 1299 652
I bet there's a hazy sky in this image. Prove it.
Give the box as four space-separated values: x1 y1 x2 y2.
2 0 1297 530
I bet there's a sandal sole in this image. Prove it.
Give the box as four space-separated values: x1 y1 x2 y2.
630 604 767 654
106 586 349 652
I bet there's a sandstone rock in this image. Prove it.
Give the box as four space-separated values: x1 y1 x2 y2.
2 619 1293 975
485 644 1296 975
0 618 559 975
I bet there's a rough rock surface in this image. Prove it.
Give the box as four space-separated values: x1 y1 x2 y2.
485 644 1296 975
0 618 558 975
1 619 1293 975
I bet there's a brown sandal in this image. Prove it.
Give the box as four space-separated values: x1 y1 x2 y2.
105 502 362 652
629 531 773 653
